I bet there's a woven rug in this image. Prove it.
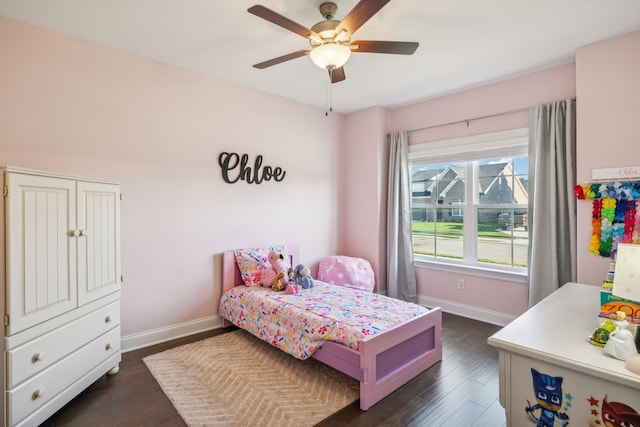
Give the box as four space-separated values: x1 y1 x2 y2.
143 329 359 427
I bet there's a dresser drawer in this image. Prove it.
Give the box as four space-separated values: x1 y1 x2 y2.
7 326 121 426
6 301 120 388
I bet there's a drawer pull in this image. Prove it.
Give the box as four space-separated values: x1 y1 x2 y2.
31 352 45 363
31 388 45 400
105 315 111 323
105 343 112 351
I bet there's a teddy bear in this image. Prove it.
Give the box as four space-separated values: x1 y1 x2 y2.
260 251 288 290
293 264 313 289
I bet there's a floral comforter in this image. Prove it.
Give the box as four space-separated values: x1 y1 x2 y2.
218 282 429 360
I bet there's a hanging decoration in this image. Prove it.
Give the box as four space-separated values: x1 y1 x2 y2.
574 181 640 258
218 152 286 184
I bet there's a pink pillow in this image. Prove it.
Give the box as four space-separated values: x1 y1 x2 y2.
317 255 375 292
234 246 290 286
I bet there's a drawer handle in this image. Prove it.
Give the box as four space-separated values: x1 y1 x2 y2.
31 388 45 400
105 315 111 323
105 343 112 351
31 352 45 363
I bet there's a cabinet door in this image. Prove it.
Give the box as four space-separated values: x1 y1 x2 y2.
5 173 78 335
76 181 120 305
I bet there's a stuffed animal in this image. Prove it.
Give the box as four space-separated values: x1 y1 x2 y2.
271 271 287 292
260 269 276 288
260 251 288 290
269 251 287 275
284 283 301 295
293 264 314 289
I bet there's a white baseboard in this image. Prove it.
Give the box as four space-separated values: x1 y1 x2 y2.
121 315 222 353
121 297 515 353
418 295 516 327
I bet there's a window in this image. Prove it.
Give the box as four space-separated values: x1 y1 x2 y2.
409 128 528 274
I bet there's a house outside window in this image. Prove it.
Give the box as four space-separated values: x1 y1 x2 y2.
409 128 528 276
450 201 463 217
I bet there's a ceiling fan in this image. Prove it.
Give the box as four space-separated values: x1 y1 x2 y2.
248 0 419 83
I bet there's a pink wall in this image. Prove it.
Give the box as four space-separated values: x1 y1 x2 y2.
340 64 577 320
339 107 388 292
340 30 640 320
0 17 342 337
3 14 638 336
575 30 640 285
388 65 576 318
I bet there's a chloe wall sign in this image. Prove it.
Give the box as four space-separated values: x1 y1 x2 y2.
218 152 286 184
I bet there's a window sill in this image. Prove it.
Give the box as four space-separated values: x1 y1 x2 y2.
414 257 528 284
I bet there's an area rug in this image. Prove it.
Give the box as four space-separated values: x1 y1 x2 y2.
143 329 359 427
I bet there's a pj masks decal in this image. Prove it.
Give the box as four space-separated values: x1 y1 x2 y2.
525 368 570 427
589 395 640 427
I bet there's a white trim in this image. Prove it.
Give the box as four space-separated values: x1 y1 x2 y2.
418 295 517 327
415 258 528 283
409 128 528 163
121 315 221 352
120 304 514 353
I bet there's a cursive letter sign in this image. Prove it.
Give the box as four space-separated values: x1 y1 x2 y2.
218 152 286 184
592 166 640 182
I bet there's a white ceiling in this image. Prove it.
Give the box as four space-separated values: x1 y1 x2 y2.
2 0 640 114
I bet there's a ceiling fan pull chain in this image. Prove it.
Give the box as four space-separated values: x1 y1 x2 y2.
325 73 333 116
325 76 328 116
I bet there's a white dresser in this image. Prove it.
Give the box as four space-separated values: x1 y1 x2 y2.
488 282 640 426
1 166 121 426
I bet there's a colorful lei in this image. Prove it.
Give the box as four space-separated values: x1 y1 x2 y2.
589 199 602 255
634 204 640 244
575 181 640 258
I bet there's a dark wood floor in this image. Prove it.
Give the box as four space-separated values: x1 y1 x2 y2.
41 312 506 427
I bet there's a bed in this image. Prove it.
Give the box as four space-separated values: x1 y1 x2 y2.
219 245 442 411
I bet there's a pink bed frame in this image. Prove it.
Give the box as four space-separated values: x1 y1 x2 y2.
220 245 442 411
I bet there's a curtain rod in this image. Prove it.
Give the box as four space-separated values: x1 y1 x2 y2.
402 107 529 135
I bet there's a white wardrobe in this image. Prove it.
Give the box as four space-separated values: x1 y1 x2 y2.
1 166 121 426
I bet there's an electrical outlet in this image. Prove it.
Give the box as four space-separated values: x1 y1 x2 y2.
457 279 465 290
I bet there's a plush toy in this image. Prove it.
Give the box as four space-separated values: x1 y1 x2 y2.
260 251 288 290
293 264 314 289
260 268 276 288
284 283 301 295
271 272 286 292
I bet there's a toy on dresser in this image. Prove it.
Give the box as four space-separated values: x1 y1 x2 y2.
603 311 638 361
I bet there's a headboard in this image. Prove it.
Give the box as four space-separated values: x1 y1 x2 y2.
221 244 301 295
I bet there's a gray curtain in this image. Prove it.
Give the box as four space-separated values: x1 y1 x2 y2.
387 131 418 302
528 98 577 306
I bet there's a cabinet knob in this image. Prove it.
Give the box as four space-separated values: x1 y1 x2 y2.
105 343 112 351
78 229 88 237
31 388 45 400
31 352 45 363
105 315 111 323
69 229 79 237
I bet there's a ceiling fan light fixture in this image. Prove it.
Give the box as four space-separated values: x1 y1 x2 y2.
310 43 351 70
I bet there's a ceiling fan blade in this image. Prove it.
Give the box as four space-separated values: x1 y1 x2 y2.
350 40 419 55
253 50 310 69
329 67 346 83
335 0 391 36
248 5 320 41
